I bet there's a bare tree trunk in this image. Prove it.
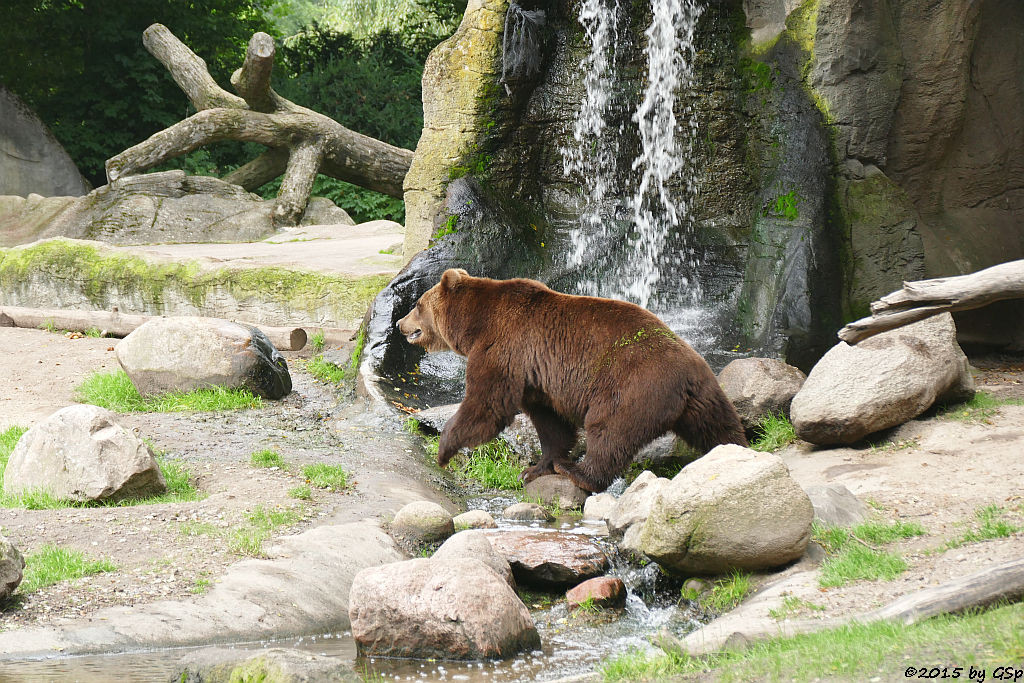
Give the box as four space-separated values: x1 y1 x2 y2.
838 259 1024 344
105 24 413 226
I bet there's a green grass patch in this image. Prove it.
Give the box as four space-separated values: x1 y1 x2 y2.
75 370 262 412
227 505 304 557
309 330 325 353
750 412 797 452
452 439 523 491
302 463 349 491
695 571 754 613
813 519 923 588
250 449 285 468
288 484 313 500
940 390 1024 423
768 595 826 620
0 425 26 469
942 505 1022 550
600 602 1024 682
306 326 367 388
17 544 116 594
178 520 219 537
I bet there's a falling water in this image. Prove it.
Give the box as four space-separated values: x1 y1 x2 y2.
561 0 622 271
561 0 706 317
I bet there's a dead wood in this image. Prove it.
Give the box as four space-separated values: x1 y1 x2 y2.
105 24 413 227
839 260 1024 344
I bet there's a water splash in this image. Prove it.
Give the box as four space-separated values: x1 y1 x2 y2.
562 0 706 312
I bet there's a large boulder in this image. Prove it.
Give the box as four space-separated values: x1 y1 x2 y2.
0 535 25 600
718 357 806 430
116 317 291 400
2 405 166 503
790 313 974 445
605 471 671 537
433 530 514 587
0 170 354 248
639 444 813 574
0 86 90 198
486 530 608 587
348 557 539 659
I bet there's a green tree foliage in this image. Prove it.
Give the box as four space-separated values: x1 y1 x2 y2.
0 0 275 186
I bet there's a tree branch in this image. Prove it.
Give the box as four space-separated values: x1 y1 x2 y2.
222 148 289 191
142 23 245 111
230 32 278 113
273 139 326 227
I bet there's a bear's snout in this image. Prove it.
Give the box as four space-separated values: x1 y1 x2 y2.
396 314 423 343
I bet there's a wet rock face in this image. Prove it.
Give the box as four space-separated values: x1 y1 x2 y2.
640 444 813 574
486 530 608 587
2 404 166 503
0 535 25 600
116 317 291 400
349 557 540 660
790 313 974 446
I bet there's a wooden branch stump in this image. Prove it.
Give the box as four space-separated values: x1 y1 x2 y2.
838 259 1024 344
104 24 413 226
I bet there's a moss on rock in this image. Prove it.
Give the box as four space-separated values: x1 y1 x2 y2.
0 239 390 328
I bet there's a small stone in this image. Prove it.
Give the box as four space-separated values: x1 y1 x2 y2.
503 502 553 522
453 509 498 530
391 501 454 544
566 576 626 611
523 475 588 509
582 493 617 522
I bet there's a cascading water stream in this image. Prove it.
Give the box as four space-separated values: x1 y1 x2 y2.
562 0 707 340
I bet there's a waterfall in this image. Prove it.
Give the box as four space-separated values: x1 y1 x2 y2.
561 0 706 319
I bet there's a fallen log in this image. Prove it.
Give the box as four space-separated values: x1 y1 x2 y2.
839 259 1024 344
0 306 308 352
658 557 1024 657
105 24 413 227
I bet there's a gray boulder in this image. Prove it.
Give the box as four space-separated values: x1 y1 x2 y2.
349 557 539 659
522 475 588 509
0 86 90 198
805 484 870 527
582 492 616 522
790 313 974 445
486 530 608 588
434 530 514 587
4 170 354 247
718 357 806 430
116 317 291 400
606 471 670 537
453 509 497 530
503 502 553 522
175 647 357 682
2 405 166 503
640 444 813 574
1 535 25 600
390 501 454 544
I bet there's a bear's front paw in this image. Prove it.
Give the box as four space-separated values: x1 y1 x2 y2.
520 463 554 484
437 449 454 468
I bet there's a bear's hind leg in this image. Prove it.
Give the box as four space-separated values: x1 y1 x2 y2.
521 405 577 484
555 418 646 493
672 388 748 452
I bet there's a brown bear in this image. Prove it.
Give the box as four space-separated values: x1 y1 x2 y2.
397 269 748 493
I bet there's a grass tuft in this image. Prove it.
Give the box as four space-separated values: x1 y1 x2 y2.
288 484 313 500
750 412 797 452
939 390 1024 424
302 463 349 491
250 449 285 468
18 544 116 594
75 370 262 412
452 439 523 490
813 518 923 588
227 505 304 557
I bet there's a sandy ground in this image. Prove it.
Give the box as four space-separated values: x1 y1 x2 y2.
0 325 1022 651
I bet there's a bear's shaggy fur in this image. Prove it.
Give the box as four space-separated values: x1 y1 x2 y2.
398 269 748 492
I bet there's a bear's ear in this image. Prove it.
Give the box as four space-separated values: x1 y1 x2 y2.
440 268 468 291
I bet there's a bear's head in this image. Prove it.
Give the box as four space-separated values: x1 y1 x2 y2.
397 268 469 353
